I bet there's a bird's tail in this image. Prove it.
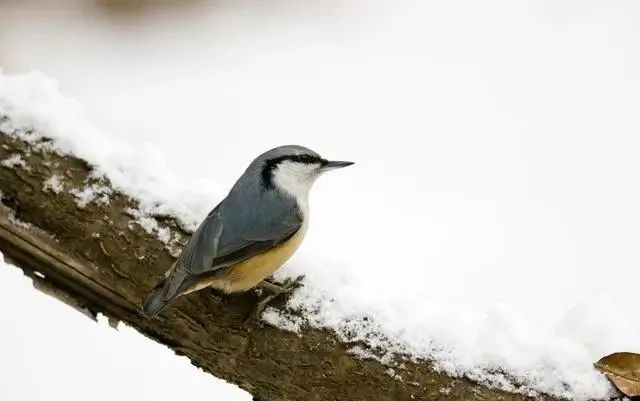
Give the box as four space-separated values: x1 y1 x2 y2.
142 264 195 317
142 286 170 317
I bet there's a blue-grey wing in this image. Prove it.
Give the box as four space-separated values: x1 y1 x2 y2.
160 168 302 300
180 202 302 275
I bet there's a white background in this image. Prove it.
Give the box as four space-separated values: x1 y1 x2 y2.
0 261 250 400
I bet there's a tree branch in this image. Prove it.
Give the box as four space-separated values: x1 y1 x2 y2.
0 119 554 401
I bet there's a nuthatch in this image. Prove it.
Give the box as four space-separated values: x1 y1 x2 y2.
142 145 353 317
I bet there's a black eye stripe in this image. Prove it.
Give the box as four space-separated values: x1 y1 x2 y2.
261 154 327 189
290 154 326 164
270 154 324 165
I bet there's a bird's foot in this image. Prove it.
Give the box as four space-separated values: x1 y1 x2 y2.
244 275 305 326
258 275 305 294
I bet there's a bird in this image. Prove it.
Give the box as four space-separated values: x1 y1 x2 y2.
142 145 353 317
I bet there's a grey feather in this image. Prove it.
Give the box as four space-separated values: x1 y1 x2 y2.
142 285 169 316
160 145 312 301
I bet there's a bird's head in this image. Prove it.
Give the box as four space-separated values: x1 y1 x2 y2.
258 145 353 202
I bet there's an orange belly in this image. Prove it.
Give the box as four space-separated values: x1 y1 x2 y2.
195 224 307 294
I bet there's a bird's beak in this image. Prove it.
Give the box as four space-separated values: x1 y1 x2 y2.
321 160 355 171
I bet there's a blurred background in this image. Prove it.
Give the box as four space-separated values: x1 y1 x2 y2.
2 0 640 399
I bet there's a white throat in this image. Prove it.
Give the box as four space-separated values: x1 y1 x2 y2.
272 160 319 217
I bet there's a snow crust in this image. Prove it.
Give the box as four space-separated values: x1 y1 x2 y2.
3 2 640 398
0 71 220 229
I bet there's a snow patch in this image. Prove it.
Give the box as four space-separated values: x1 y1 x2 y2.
0 70 215 230
1 154 27 169
69 183 111 208
7 209 32 230
386 367 404 382
347 345 393 365
260 307 304 333
125 207 183 256
43 175 64 194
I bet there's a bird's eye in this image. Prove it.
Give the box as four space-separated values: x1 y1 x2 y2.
296 154 313 164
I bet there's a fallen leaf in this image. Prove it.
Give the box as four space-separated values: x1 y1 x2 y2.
594 352 640 396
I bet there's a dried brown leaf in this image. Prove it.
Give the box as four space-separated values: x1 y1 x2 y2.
594 352 640 396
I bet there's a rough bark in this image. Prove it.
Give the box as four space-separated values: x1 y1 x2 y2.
0 119 558 401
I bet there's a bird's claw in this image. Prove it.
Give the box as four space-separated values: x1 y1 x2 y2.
244 275 305 326
280 274 305 293
257 275 305 294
